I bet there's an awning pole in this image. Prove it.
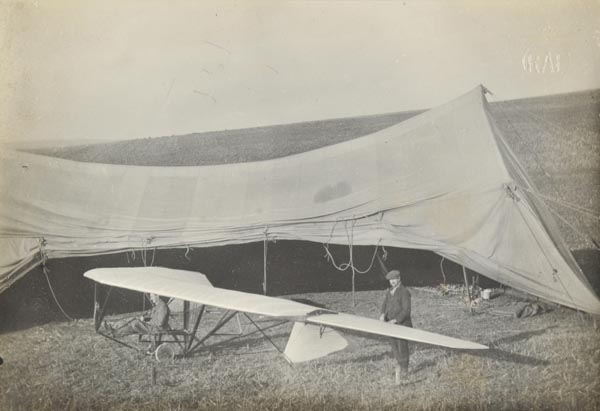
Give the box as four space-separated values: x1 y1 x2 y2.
263 230 268 295
351 264 356 307
93 282 97 319
462 266 472 312
183 300 190 349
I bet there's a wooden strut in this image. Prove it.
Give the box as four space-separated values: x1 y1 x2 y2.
186 309 289 360
196 317 288 354
92 286 142 351
94 285 113 332
186 305 206 353
93 284 199 356
187 309 239 354
92 285 291 363
243 313 293 365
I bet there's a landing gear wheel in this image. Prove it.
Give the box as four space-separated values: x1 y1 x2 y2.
155 343 175 362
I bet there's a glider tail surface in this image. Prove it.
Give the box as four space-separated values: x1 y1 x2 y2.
284 322 348 363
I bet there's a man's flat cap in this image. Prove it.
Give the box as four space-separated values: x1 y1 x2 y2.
385 270 401 280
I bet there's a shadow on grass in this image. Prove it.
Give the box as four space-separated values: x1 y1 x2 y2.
457 347 549 367
412 359 437 373
489 325 557 345
450 327 558 367
337 327 555 368
401 377 427 386
328 351 390 365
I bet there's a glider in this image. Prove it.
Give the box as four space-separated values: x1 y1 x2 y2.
85 267 487 363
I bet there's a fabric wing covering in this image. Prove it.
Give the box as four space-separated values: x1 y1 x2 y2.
84 266 489 357
1 85 599 314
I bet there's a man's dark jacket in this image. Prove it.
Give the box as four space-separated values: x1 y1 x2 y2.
380 284 412 327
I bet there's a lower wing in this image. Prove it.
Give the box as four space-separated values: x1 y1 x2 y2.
307 313 488 350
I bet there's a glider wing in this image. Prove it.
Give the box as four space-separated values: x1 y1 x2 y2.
85 267 318 318
307 313 488 350
84 267 488 356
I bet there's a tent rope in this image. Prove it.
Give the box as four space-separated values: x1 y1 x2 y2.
544 203 600 250
517 185 599 220
38 239 74 321
184 245 192 261
42 266 74 322
323 219 381 274
126 249 136 263
497 108 597 238
323 219 348 270
494 108 549 195
511 199 582 316
439 256 447 284
140 238 156 267
493 107 590 315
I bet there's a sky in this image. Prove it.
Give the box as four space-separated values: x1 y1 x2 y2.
1 0 599 146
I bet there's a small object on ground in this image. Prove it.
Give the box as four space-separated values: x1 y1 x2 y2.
482 289 492 300
515 303 547 318
103 321 115 337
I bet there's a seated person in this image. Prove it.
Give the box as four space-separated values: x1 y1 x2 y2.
104 293 169 338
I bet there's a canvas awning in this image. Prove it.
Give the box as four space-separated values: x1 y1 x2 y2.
1 85 598 313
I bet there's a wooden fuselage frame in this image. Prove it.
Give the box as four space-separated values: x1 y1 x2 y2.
92 282 290 361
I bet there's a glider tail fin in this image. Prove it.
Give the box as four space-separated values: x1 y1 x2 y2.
283 322 348 363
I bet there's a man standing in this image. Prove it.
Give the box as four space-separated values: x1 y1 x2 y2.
379 269 412 384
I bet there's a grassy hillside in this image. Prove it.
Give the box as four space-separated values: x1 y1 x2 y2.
489 91 600 249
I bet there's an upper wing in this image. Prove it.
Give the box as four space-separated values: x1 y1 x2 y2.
85 267 487 350
84 267 318 318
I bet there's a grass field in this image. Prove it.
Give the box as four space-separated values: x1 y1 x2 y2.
1 287 599 411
